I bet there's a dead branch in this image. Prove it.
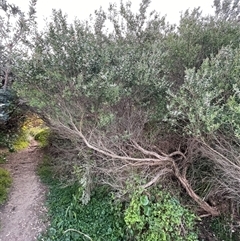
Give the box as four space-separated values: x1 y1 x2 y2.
141 168 173 189
201 139 240 172
173 159 219 216
51 114 221 216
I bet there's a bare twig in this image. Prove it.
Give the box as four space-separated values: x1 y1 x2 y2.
63 229 93 241
141 168 173 189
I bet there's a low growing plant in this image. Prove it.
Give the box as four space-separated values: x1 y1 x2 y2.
34 128 50 148
38 183 127 241
209 215 240 241
12 131 29 151
38 157 126 241
0 153 7 164
0 167 12 204
0 131 14 152
124 188 199 241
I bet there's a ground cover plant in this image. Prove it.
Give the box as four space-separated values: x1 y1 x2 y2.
124 188 198 241
38 158 127 241
0 167 12 204
38 157 199 241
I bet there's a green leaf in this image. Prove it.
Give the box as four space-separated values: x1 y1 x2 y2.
140 195 149 206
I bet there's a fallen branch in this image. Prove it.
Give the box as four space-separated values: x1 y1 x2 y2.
141 168 173 189
53 114 220 216
173 161 219 216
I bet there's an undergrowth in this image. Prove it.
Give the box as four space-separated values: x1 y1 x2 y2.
34 128 50 148
0 114 50 152
209 215 240 241
38 156 240 241
12 131 29 151
0 130 15 152
38 158 126 241
0 153 7 164
0 167 12 205
124 188 199 241
37 157 200 241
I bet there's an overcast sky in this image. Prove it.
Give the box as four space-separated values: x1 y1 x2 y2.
9 0 215 28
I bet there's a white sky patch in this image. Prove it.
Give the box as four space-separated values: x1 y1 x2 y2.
8 0 215 29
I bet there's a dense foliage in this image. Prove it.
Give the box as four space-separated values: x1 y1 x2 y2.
168 47 240 137
124 189 198 241
0 0 36 129
15 0 240 209
0 0 36 89
1 0 240 239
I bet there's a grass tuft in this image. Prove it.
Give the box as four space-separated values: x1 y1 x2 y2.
0 167 12 204
34 128 50 148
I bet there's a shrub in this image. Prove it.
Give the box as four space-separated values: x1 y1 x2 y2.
0 130 14 151
12 0 240 220
0 89 18 124
168 46 240 204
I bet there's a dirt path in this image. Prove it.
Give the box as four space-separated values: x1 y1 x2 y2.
0 141 48 241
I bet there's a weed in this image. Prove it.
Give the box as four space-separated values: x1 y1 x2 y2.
34 128 50 148
37 156 55 185
0 167 12 204
38 157 201 241
209 215 240 241
0 153 7 164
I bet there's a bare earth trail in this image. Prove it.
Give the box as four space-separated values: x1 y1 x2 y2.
0 140 48 241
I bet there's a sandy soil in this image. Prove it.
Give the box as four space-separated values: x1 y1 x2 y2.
0 141 48 241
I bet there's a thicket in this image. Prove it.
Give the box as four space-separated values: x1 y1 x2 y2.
1 0 239 239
